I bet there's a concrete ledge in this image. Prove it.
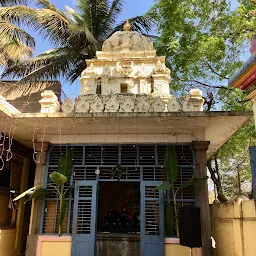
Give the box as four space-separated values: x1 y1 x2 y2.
13 110 252 119
165 237 180 244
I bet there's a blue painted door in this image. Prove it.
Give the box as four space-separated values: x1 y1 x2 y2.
140 181 164 256
72 181 98 256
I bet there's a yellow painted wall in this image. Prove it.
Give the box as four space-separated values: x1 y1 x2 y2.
37 237 200 256
0 229 17 256
35 200 256 256
211 199 256 256
41 241 71 256
165 244 197 255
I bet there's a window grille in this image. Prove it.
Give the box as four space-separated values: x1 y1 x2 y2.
41 144 196 234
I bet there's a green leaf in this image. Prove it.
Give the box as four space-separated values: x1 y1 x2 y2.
58 197 67 225
13 185 41 201
165 146 178 182
118 172 122 181
155 182 173 191
50 171 67 185
25 186 47 204
58 148 73 179
179 176 208 190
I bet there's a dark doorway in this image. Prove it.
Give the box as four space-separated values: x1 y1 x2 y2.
97 182 140 256
97 182 140 234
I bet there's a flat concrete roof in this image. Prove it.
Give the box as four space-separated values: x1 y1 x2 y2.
7 111 251 158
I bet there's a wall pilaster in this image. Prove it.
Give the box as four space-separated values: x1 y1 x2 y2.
26 142 49 256
192 141 212 256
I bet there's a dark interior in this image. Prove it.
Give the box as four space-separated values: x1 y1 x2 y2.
97 182 140 234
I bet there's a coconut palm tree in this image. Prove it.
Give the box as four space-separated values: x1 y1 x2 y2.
0 0 35 66
0 0 153 82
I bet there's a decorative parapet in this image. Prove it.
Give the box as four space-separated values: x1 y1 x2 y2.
62 98 75 114
0 95 21 115
182 89 205 111
61 92 204 114
39 90 60 114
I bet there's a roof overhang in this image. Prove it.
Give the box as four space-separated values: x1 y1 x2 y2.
7 111 251 158
229 53 256 90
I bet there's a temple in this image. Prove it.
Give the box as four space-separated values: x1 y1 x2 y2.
0 20 251 256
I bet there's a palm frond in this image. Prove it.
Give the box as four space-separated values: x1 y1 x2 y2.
67 59 88 83
107 0 124 26
1 0 155 83
0 6 35 26
19 57 78 82
36 0 57 10
0 20 35 48
0 54 7 65
65 5 82 23
111 15 153 36
34 8 71 45
0 80 58 100
2 48 80 81
68 24 97 51
1 39 33 61
76 0 109 40
0 0 28 7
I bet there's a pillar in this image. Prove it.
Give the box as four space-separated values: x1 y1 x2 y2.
39 90 60 113
26 142 49 256
15 157 30 253
192 141 212 256
139 78 149 94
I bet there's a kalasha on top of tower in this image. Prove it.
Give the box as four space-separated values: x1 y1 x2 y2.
99 19 155 59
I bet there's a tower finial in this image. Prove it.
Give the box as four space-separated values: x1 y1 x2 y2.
123 19 132 31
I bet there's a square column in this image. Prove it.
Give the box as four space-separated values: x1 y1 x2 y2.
192 141 212 256
139 78 151 94
26 142 49 256
152 74 170 96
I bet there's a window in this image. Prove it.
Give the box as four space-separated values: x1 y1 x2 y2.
42 144 196 235
120 83 128 93
96 79 101 94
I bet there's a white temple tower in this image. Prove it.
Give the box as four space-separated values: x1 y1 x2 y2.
58 20 204 114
